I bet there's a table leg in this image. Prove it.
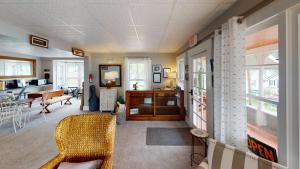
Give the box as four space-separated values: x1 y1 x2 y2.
204 139 207 157
191 135 194 166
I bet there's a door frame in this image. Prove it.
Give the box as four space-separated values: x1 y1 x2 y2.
187 39 213 137
285 4 300 169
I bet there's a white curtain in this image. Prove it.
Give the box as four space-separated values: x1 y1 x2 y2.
124 57 152 91
143 57 152 90
213 17 247 150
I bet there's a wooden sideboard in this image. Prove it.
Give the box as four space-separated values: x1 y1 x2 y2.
125 90 185 121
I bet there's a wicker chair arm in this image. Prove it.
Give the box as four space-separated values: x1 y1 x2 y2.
39 154 65 169
100 155 113 169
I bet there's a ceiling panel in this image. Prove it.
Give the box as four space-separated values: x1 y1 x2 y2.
0 0 236 54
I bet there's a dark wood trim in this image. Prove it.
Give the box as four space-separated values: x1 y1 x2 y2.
99 64 122 87
162 68 171 78
29 35 49 48
0 56 36 79
72 48 85 57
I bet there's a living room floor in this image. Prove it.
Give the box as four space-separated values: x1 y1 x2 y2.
0 99 194 169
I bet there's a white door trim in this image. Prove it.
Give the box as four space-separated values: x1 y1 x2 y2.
285 4 300 169
187 39 213 136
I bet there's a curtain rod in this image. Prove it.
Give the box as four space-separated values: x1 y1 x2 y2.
197 0 275 44
237 0 275 23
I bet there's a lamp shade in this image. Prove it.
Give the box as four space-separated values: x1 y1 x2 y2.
167 71 177 79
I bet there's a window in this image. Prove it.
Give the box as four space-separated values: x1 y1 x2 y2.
246 25 279 150
125 57 151 90
0 56 35 78
176 58 185 89
53 60 84 89
192 56 207 130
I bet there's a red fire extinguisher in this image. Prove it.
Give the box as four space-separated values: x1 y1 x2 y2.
89 74 93 83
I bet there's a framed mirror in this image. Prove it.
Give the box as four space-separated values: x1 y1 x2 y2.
99 64 122 87
0 56 36 79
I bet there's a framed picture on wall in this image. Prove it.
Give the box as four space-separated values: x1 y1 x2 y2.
153 73 161 83
163 68 171 78
99 64 122 87
152 64 162 73
185 72 189 81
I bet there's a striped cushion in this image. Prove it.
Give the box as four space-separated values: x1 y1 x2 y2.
196 161 209 169
203 139 288 169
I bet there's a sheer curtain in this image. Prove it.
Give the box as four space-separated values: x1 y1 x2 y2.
124 57 152 91
213 17 247 150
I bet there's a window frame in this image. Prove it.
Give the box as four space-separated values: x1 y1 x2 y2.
176 55 185 90
246 14 287 165
53 60 84 89
246 46 279 117
0 56 36 79
128 62 147 90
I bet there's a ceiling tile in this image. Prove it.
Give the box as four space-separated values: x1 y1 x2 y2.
0 0 236 54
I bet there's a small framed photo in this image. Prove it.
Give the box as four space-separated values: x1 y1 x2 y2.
152 64 162 73
153 73 161 83
185 72 189 81
163 68 171 78
185 65 189 71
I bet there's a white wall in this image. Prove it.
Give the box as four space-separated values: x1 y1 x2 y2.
83 53 177 109
0 21 73 53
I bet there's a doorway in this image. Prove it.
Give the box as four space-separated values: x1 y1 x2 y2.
188 39 213 136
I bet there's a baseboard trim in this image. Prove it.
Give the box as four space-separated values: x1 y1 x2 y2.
83 106 89 111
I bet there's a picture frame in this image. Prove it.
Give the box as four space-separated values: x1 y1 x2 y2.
153 73 161 83
99 64 122 87
72 48 85 57
185 65 189 71
152 64 162 73
29 35 48 48
185 72 189 81
163 68 171 78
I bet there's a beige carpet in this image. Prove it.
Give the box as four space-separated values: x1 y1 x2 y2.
0 99 195 169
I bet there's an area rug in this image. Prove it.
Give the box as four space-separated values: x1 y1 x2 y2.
146 127 192 146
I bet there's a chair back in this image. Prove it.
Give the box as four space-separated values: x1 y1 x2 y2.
0 102 19 120
207 139 288 169
55 114 116 162
14 87 26 101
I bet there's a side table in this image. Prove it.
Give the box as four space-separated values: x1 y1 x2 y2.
190 128 209 166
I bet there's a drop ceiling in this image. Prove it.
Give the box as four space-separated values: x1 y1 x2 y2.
0 0 237 53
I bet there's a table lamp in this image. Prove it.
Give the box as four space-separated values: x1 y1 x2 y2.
167 71 177 89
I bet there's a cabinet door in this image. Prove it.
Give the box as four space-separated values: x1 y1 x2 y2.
107 89 116 110
100 89 108 111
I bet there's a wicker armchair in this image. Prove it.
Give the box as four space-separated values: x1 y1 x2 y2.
40 114 116 169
